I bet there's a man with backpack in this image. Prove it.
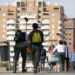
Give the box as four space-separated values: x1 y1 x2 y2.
13 29 27 73
29 23 44 73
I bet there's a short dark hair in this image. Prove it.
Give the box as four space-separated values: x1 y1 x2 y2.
32 23 38 29
59 40 63 45
63 41 67 45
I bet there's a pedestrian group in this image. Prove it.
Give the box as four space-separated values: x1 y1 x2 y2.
13 23 71 73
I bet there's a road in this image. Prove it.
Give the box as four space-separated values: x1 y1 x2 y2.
0 71 75 75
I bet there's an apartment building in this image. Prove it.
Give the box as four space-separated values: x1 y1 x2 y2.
64 18 75 52
0 0 65 70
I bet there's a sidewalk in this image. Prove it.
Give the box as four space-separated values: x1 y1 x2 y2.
0 71 75 75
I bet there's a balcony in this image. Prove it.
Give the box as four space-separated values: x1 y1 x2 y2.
19 20 37 24
43 11 49 15
20 14 36 18
7 31 15 35
20 25 32 30
10 47 14 51
10 57 14 62
19 21 26 24
27 26 32 29
7 26 15 30
41 25 49 29
43 31 49 35
42 19 50 24
9 41 15 46
7 36 14 40
27 20 37 24
7 20 15 24
19 25 26 29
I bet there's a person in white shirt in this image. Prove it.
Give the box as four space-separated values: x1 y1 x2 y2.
63 41 69 72
53 40 65 71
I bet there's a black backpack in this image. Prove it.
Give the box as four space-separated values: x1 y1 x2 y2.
14 30 26 43
21 32 26 42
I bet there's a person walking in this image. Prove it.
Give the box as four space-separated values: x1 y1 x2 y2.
40 49 46 71
53 40 65 71
29 23 44 73
63 41 69 72
70 51 75 71
13 29 27 73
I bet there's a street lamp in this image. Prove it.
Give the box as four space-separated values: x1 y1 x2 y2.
24 17 28 33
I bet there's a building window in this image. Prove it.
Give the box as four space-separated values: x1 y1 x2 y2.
38 16 41 18
43 12 49 15
64 28 72 31
38 10 41 13
8 10 14 15
21 8 26 12
64 24 71 26
8 13 14 15
66 38 71 40
21 2 25 7
52 8 59 12
27 8 31 11
69 43 71 45
38 2 41 7
65 33 71 36
38 21 41 23
43 8 46 12
17 2 20 7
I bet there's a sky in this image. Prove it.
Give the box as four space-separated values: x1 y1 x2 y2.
0 0 75 18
